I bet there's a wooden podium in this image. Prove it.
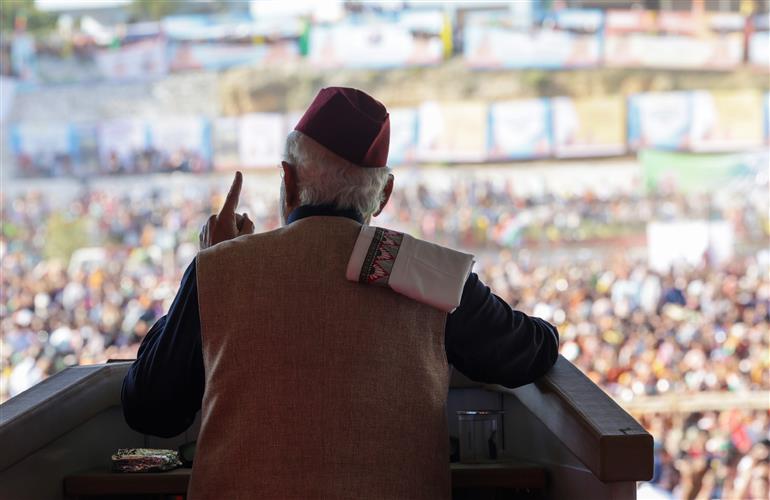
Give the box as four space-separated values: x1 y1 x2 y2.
0 356 652 499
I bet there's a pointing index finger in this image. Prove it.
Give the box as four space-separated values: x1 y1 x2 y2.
220 171 243 216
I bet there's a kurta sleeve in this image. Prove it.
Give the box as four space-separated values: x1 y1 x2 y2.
444 272 559 388
121 259 206 437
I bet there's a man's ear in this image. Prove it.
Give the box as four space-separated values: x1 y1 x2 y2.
281 161 299 208
372 173 394 218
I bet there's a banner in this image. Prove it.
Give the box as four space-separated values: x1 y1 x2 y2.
604 9 657 33
487 99 552 160
628 92 693 151
417 102 487 163
552 96 626 158
551 9 604 32
605 33 743 69
640 149 765 193
97 119 148 174
749 31 770 69
10 123 77 177
169 41 299 72
690 91 764 152
388 108 418 166
647 220 734 273
604 10 743 70
10 33 36 81
238 113 284 168
71 123 99 174
284 111 303 138
95 39 168 82
766 93 770 145
464 27 601 69
309 21 443 69
161 13 289 40
0 77 17 123
213 117 241 170
147 117 211 172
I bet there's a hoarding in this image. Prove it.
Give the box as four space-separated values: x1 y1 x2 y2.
168 41 299 72
10 123 77 177
238 113 284 168
648 221 734 273
748 31 770 69
147 116 212 172
628 92 693 151
487 99 552 160
417 102 487 163
605 33 743 69
0 77 16 123
309 21 444 69
388 108 419 166
640 149 764 193
464 27 601 69
552 96 626 158
284 111 303 139
766 93 770 145
690 91 764 152
604 10 743 69
97 119 148 173
213 117 241 170
95 39 168 81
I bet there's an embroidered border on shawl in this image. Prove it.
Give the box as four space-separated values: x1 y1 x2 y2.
358 227 404 287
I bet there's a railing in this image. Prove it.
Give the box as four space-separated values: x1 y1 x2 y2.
0 356 653 500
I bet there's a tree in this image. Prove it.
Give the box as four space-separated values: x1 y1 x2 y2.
0 0 57 35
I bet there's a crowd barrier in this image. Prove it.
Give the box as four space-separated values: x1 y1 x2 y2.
620 391 770 414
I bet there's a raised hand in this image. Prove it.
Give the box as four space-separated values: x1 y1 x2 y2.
199 171 255 250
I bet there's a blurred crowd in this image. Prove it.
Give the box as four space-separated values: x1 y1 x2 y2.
1 173 768 499
16 146 210 178
640 411 769 500
480 246 769 499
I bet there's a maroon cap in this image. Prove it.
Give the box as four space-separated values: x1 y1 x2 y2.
294 87 390 168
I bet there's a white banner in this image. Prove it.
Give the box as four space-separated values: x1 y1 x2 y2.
283 111 303 139
388 108 418 166
0 77 17 123
95 39 169 81
213 117 240 170
605 33 743 69
309 22 443 69
148 116 210 171
749 31 770 68
417 101 487 163
553 96 626 158
98 119 147 167
464 27 601 69
647 220 734 273
238 113 284 168
629 92 693 151
690 91 764 152
488 99 551 160
11 122 75 176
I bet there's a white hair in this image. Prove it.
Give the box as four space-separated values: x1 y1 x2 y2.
283 130 391 219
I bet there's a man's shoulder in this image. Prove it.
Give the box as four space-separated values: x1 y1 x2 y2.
199 217 363 261
198 226 288 261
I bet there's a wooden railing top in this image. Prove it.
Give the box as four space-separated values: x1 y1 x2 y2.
496 356 653 483
1 357 653 483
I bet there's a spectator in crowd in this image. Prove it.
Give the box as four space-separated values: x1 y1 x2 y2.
1 171 767 499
